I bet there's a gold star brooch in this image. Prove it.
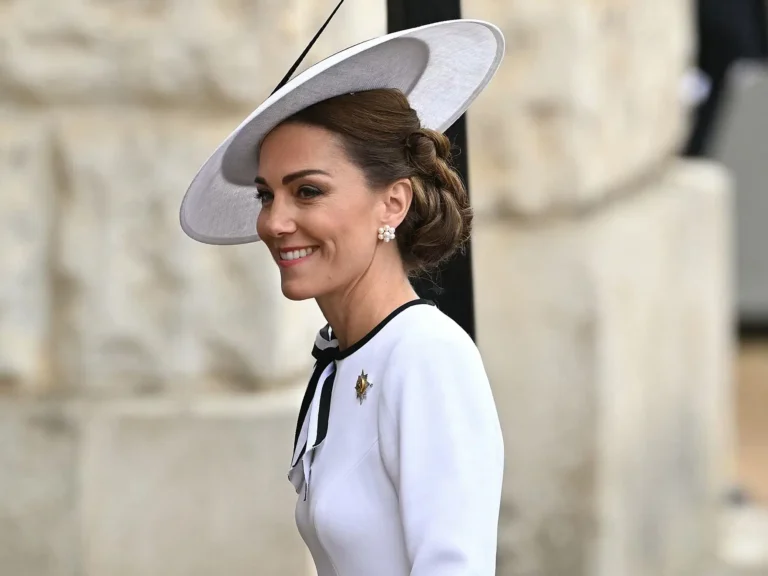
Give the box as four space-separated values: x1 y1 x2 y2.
355 370 373 404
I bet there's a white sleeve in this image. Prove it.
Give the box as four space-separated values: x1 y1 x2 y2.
378 334 505 575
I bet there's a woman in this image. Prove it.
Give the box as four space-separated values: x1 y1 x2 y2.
180 18 506 576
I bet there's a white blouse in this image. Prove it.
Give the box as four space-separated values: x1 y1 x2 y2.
288 300 504 576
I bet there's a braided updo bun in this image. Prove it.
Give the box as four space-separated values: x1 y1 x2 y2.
283 88 472 273
402 129 471 271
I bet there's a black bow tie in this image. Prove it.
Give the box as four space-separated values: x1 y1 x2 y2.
292 343 340 467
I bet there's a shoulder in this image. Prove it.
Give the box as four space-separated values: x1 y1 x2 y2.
377 303 503 460
387 303 483 370
379 304 492 410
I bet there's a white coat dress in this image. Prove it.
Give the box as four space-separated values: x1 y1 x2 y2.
288 299 504 576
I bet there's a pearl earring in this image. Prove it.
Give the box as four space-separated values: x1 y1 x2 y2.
378 225 396 243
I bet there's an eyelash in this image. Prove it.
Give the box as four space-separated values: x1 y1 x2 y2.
254 185 323 203
297 185 323 199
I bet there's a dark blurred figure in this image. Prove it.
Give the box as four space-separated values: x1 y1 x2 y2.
684 0 768 156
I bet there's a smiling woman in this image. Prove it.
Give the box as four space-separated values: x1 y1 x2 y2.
254 89 471 304
178 18 507 576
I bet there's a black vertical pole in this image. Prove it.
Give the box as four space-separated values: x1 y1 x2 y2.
388 0 476 342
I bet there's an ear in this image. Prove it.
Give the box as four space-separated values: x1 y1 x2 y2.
380 178 412 228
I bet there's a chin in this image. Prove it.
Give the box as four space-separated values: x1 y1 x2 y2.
280 279 319 302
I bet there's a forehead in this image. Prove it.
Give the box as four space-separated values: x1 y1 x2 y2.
258 123 347 174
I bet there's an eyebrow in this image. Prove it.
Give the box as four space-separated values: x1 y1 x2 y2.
254 169 331 187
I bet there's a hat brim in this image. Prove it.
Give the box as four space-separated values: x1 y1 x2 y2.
180 19 505 245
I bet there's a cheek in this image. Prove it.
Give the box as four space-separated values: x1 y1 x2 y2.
336 193 379 242
327 210 377 258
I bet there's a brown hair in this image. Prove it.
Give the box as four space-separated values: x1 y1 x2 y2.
282 88 472 273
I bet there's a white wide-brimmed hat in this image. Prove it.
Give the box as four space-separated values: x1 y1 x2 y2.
179 18 505 245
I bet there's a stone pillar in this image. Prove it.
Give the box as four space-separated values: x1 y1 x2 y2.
0 2 385 575
464 1 735 575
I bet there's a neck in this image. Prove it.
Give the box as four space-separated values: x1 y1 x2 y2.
316 254 419 350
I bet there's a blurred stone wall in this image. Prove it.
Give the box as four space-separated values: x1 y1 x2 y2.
465 1 734 575
0 1 734 575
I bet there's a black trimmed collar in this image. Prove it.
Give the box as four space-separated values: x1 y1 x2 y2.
321 298 434 360
292 298 434 460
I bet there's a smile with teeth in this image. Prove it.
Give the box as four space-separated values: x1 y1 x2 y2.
279 247 316 261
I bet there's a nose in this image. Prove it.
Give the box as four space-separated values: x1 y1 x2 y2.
258 194 298 238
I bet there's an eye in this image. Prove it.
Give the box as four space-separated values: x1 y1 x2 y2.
255 189 273 204
297 185 323 200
